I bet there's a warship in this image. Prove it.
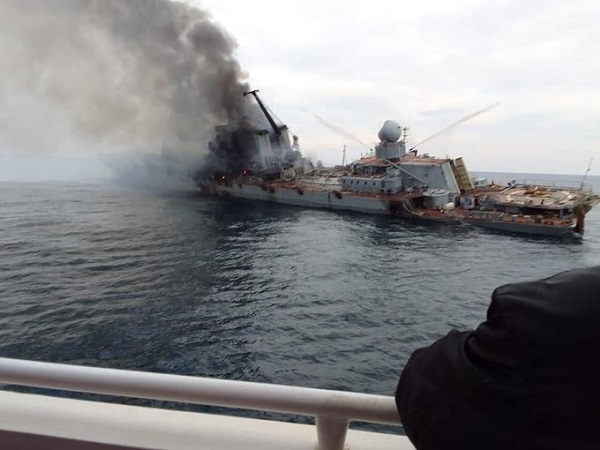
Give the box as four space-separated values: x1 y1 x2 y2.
195 90 598 237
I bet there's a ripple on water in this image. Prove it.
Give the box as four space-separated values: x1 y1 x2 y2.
1 180 600 428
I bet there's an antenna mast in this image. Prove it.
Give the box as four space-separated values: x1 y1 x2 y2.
581 157 594 188
402 127 409 143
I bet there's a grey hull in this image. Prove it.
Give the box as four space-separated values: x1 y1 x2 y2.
206 183 392 215
204 183 579 237
412 213 576 236
463 218 576 236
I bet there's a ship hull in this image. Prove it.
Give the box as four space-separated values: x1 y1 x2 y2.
204 183 393 215
201 182 582 237
408 210 578 237
462 218 576 236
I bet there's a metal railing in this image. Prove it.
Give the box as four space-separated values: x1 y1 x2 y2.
510 179 592 191
0 357 401 450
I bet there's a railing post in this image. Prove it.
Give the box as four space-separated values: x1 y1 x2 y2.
316 415 348 450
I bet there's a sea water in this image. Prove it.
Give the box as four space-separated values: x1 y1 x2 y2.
1 173 599 427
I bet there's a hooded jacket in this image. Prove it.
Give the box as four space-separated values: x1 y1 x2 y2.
396 266 600 450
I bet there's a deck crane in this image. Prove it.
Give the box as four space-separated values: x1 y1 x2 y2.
242 90 294 174
243 90 288 138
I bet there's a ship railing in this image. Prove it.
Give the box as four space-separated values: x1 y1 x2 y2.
0 357 402 450
510 179 593 191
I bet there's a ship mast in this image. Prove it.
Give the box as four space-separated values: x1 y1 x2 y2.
581 157 594 188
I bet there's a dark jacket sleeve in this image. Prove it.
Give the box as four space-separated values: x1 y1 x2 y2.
396 329 527 450
396 266 600 450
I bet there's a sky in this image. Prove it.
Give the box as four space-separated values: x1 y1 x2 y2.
192 0 600 176
0 0 598 182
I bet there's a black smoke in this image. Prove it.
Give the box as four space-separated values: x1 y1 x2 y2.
0 0 255 179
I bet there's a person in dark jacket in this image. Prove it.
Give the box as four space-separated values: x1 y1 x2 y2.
396 266 600 450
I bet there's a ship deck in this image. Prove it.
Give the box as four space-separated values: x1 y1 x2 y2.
476 186 583 210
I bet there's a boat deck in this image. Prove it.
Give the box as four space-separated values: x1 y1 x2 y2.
476 186 584 209
0 358 412 450
0 391 413 450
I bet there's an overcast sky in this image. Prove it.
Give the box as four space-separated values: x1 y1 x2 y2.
194 0 599 176
1 0 597 182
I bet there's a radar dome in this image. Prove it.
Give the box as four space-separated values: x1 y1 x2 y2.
378 120 402 143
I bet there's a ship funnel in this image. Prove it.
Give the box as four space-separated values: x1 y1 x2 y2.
378 120 402 143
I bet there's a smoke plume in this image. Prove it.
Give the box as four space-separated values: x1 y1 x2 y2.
0 0 250 174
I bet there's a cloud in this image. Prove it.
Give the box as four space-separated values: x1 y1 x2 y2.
196 0 600 174
2 0 596 176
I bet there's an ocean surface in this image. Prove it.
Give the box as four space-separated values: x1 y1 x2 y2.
1 172 600 430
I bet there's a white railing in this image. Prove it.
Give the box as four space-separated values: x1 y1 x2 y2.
0 357 402 450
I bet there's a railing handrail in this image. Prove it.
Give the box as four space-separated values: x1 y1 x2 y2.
0 357 401 450
511 179 592 191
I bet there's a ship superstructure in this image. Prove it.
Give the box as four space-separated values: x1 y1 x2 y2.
196 90 598 237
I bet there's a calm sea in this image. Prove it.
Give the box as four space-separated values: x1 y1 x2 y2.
1 172 599 428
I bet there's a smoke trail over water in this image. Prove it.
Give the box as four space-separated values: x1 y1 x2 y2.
412 103 500 150
0 0 249 173
304 110 371 150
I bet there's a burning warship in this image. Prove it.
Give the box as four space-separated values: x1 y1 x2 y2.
195 90 598 237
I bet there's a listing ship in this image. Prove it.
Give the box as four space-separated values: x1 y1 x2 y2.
196 90 598 237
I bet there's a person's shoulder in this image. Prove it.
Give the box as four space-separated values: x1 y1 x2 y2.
493 266 600 317
483 266 600 359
